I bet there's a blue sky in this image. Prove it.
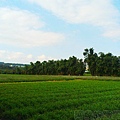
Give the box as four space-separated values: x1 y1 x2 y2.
0 0 120 63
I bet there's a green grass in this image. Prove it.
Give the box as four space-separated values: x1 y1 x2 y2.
0 75 120 120
0 74 77 83
0 74 120 83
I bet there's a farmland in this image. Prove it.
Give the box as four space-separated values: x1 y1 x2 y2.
0 75 120 120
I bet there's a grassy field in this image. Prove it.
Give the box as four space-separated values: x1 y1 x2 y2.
0 74 120 120
0 74 120 83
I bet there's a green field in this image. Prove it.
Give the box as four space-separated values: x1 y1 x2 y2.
0 74 120 83
0 75 120 120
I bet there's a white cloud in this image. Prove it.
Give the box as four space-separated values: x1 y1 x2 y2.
102 25 120 40
0 50 25 63
37 55 56 62
0 50 56 63
28 0 120 39
0 7 64 47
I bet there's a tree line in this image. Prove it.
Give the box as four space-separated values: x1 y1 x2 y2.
24 56 85 75
0 56 85 75
0 48 120 76
83 48 120 76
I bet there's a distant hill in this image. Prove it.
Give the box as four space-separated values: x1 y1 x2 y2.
0 62 27 68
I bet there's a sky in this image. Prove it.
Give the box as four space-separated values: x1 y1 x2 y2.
0 0 120 64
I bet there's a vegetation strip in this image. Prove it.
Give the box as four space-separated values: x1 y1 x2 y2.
0 74 120 83
0 75 120 120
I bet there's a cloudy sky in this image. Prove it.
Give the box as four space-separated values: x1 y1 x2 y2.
0 0 120 63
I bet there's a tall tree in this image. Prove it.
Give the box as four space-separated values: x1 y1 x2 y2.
84 48 120 76
83 48 98 76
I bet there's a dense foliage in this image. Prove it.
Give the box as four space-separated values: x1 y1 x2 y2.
0 56 85 75
83 48 120 76
0 62 26 74
0 48 120 76
25 56 85 75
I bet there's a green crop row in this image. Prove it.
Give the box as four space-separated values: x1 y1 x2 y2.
0 74 76 83
0 74 120 83
0 80 120 120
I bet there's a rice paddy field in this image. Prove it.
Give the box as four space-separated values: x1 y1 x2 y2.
0 74 120 120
